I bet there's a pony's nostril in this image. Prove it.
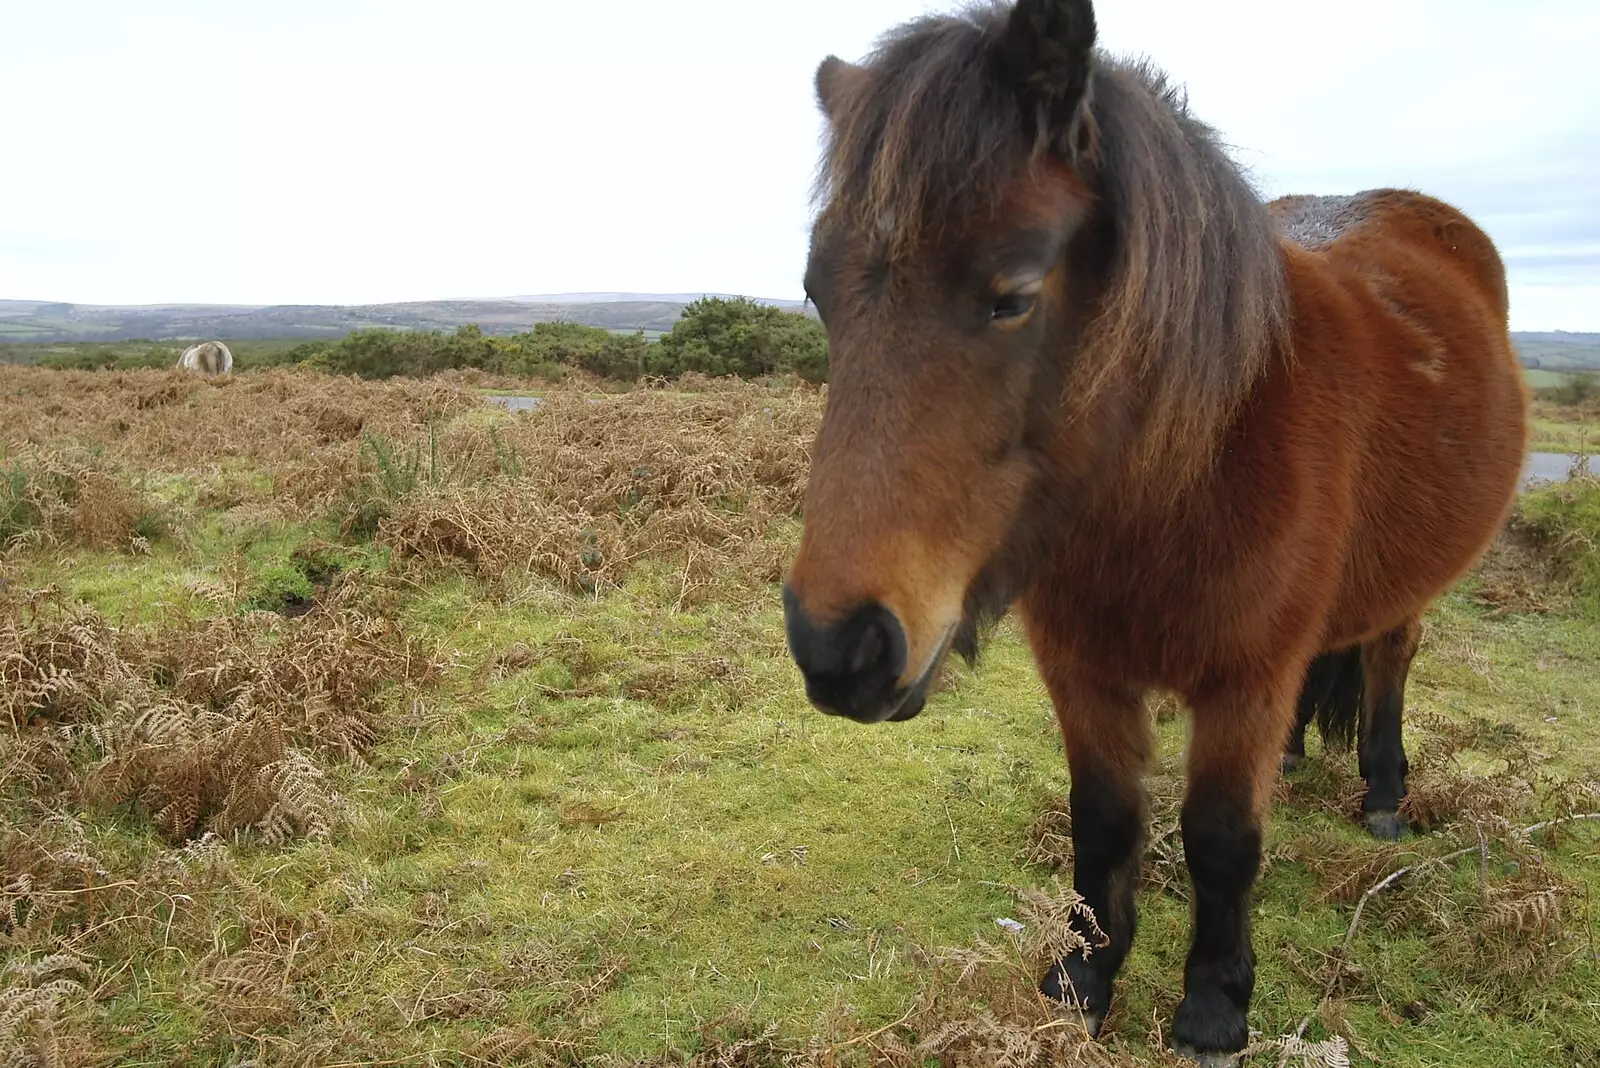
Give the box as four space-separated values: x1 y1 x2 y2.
848 617 887 675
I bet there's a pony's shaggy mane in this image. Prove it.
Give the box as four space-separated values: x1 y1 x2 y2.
814 1 1292 487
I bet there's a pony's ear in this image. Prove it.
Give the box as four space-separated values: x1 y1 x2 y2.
996 0 1098 160
815 55 866 124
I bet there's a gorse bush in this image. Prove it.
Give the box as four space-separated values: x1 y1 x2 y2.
37 344 175 372
340 422 521 539
1545 369 1599 407
650 297 828 383
291 322 643 382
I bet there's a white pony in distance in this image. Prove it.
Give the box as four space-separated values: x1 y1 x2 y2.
176 340 233 375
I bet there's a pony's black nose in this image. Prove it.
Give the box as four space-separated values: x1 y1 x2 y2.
782 589 909 723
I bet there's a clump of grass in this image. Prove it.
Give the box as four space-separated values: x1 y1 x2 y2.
1517 474 1600 614
0 446 168 554
0 464 42 547
227 534 381 616
240 558 317 613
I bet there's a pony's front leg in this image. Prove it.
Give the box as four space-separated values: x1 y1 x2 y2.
1036 676 1152 1037
1171 677 1298 1065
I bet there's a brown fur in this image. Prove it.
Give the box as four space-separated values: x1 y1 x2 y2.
785 0 1529 1053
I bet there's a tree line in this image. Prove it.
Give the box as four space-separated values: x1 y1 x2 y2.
25 297 829 384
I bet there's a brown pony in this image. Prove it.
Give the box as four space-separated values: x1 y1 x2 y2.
780 0 1528 1061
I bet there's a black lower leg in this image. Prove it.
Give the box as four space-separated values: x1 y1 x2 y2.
1040 773 1145 1030
1171 782 1261 1056
1280 687 1316 772
1358 623 1418 840
1359 686 1408 838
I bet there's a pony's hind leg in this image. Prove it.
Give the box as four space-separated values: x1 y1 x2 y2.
1035 675 1151 1038
1358 618 1421 840
1281 650 1345 772
1171 672 1299 1064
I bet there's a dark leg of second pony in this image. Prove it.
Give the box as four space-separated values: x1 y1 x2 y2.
1280 648 1360 774
1282 620 1422 840
1355 621 1422 839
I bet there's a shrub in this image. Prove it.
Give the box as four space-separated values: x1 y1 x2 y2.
648 297 828 383
37 344 176 372
1545 369 1599 407
297 322 643 382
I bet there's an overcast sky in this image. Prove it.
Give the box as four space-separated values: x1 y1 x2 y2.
2 0 1596 329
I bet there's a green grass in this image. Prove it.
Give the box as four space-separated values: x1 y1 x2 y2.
14 545 1600 1065
5 456 1600 1064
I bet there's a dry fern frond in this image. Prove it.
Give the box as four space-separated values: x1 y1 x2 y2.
198 947 300 1032
0 954 91 1068
1245 1034 1350 1068
5 582 436 846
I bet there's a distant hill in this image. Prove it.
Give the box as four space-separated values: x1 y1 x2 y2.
0 297 709 343
1510 331 1600 371
0 294 819 343
504 292 807 307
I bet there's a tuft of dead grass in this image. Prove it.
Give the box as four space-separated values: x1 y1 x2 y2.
1469 524 1567 617
1 445 165 556
2 581 437 844
371 387 817 595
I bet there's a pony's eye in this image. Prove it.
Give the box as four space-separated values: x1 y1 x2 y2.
991 293 1036 324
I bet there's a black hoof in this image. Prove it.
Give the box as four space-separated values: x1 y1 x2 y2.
1171 986 1247 1061
1364 809 1407 841
1279 751 1304 774
1040 956 1109 1038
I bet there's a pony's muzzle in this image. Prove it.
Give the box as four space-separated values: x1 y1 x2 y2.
781 589 914 723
